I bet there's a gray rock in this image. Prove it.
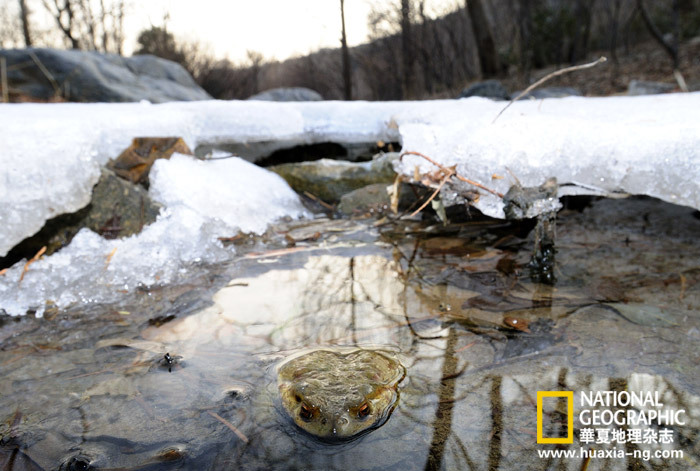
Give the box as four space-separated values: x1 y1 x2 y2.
247 87 323 101
458 80 509 100
269 153 400 203
513 86 582 99
338 182 428 217
0 48 211 102
627 79 675 96
0 168 161 268
503 177 561 220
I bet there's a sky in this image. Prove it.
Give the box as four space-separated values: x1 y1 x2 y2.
123 0 458 63
125 0 389 62
1 0 455 63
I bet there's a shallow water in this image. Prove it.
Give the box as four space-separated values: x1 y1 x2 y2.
1 197 699 470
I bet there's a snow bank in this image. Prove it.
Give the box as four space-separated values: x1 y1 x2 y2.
0 94 698 316
0 100 402 257
0 151 307 317
394 94 700 218
0 207 228 317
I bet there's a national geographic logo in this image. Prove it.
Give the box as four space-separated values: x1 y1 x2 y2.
537 391 574 444
536 389 686 445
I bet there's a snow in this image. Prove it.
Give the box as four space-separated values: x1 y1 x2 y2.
0 151 307 317
1 93 699 316
0 207 229 317
149 153 306 235
394 94 700 218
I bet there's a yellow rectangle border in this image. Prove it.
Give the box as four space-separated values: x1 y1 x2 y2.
537 391 574 444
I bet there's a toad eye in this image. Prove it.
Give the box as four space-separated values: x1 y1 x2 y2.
299 404 314 422
357 403 371 420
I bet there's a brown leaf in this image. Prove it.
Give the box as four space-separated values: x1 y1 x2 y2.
107 137 193 186
503 316 531 333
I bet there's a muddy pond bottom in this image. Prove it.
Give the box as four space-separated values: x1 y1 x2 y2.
1 197 699 470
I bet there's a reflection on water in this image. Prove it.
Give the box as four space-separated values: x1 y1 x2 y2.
1 197 699 470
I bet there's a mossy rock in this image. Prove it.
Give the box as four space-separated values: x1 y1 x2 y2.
269 153 400 203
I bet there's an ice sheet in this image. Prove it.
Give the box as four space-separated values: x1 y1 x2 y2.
1 94 698 316
393 94 700 218
0 151 307 317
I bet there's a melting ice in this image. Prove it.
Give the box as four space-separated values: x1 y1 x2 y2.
0 94 698 316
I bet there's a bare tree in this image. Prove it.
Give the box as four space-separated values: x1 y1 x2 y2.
514 0 533 82
340 0 352 100
18 0 32 46
637 0 680 69
40 0 126 52
400 0 417 98
466 0 501 76
42 0 80 48
569 0 596 64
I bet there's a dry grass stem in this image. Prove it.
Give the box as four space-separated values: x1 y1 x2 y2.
409 172 453 217
105 247 118 270
400 150 503 198
493 56 607 124
28 51 61 97
302 191 335 210
207 410 249 443
19 246 47 284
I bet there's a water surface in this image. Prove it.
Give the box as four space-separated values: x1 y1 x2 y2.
1 197 699 470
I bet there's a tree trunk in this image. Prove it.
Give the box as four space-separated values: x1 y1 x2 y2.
608 0 621 64
637 0 679 69
466 0 500 77
400 0 415 99
340 0 352 100
570 0 596 64
18 0 32 46
516 0 533 83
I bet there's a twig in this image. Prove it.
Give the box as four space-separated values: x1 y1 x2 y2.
409 171 452 217
400 151 503 198
203 153 237 161
492 56 607 124
207 410 249 443
28 51 61 97
455 341 477 353
19 246 46 284
302 191 335 211
673 69 689 92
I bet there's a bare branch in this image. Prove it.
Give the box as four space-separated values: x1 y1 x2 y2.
493 56 607 124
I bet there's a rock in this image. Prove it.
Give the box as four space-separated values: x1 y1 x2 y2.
338 183 392 216
513 86 582 99
0 168 162 269
338 182 428 217
269 153 400 203
627 79 675 96
107 137 193 187
247 87 323 101
503 177 561 220
0 48 212 102
458 80 509 100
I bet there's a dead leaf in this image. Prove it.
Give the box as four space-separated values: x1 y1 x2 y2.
503 316 531 332
107 137 192 185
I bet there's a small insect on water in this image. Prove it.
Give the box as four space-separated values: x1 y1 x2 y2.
163 353 174 372
161 352 180 372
